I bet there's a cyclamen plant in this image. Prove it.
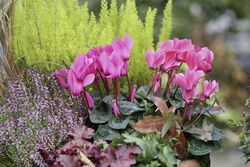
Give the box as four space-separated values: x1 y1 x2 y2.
49 34 224 167
55 36 219 120
54 34 134 116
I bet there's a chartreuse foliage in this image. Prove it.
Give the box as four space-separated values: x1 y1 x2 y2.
13 0 172 84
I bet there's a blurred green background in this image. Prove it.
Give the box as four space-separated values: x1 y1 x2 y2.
83 0 250 166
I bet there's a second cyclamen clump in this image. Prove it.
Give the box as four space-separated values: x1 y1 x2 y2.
146 38 219 119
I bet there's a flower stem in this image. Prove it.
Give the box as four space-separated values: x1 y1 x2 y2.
147 69 158 95
97 70 109 95
165 70 173 96
112 79 119 102
173 86 179 99
126 75 132 99
81 89 90 112
182 102 188 123
94 79 103 97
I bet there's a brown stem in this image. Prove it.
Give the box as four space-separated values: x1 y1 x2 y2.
97 70 109 95
165 70 173 96
94 79 103 97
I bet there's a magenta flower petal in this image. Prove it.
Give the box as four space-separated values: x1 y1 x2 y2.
130 85 137 103
123 34 133 51
53 68 69 89
152 72 162 93
182 87 199 104
82 74 95 88
112 101 121 116
112 34 133 61
99 51 110 76
121 61 128 76
67 69 83 96
84 91 95 109
186 47 214 72
145 50 165 70
174 68 205 103
108 53 124 79
200 80 219 100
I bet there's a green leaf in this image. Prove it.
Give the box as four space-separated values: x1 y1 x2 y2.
118 101 144 115
94 124 119 141
108 115 129 129
102 95 114 106
136 86 150 99
89 108 110 124
212 127 225 141
188 138 220 156
110 135 125 147
102 95 125 106
161 119 173 138
158 145 177 167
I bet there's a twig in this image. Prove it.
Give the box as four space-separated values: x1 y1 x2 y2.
78 151 95 167
182 99 217 132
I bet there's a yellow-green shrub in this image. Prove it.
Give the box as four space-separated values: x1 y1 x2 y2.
13 0 172 84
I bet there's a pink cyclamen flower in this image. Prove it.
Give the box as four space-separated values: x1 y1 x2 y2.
121 61 128 76
186 47 214 72
174 68 205 91
200 80 219 100
71 54 95 80
99 51 111 76
112 101 121 116
84 91 95 109
152 72 162 93
160 38 193 62
108 53 125 79
67 55 95 96
161 51 181 72
112 34 133 61
174 68 205 104
145 50 165 70
53 68 69 89
130 85 137 103
182 87 199 104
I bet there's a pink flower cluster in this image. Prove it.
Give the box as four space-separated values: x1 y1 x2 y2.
146 38 219 104
54 34 134 116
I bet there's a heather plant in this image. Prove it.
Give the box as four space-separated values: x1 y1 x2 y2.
12 0 172 84
0 70 86 166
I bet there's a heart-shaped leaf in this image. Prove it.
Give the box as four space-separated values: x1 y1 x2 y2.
89 109 110 124
136 86 150 99
188 138 220 156
132 115 164 133
108 116 129 129
102 95 125 106
94 124 119 141
118 101 144 115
